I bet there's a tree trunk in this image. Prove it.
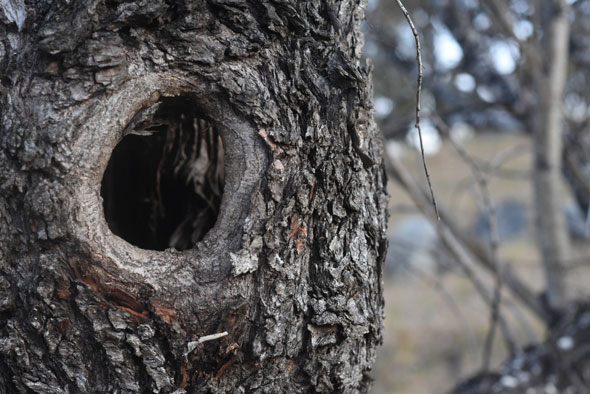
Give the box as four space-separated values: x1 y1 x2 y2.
531 0 571 312
0 1 387 393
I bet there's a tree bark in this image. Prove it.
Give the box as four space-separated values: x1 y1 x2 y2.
0 1 387 393
531 0 571 312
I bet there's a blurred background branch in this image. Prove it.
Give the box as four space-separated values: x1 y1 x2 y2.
367 0 590 392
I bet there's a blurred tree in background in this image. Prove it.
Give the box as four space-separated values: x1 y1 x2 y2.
366 0 590 392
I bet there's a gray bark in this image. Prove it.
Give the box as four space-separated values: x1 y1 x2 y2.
531 0 571 312
0 1 387 393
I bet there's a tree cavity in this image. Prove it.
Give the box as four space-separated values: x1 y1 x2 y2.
101 97 224 251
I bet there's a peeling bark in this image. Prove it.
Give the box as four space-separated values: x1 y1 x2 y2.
0 1 387 393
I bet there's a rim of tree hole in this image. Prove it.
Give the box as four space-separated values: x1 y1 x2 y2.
100 96 225 252
66 74 267 283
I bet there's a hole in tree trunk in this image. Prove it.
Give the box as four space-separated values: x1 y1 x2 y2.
101 97 224 251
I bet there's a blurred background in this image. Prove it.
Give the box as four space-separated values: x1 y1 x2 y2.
361 0 590 392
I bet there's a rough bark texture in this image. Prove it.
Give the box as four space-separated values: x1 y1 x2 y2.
0 1 387 393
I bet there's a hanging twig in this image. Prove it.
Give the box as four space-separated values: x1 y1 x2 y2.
394 0 440 221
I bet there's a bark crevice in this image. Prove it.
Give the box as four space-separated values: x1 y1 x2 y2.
0 1 386 392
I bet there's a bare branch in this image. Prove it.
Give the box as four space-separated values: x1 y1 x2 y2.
532 0 572 311
384 154 517 346
484 1 544 88
486 1 518 41
433 116 514 368
394 0 440 221
384 150 549 323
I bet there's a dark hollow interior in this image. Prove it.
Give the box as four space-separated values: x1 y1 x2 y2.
101 98 224 251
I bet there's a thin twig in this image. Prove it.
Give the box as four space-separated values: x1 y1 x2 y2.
477 179 503 370
447 142 530 215
394 0 440 221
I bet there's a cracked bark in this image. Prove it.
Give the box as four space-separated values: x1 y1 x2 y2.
0 1 387 393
